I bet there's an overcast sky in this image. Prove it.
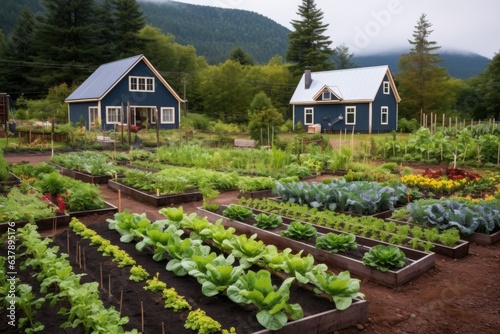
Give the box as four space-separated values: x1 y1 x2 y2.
143 0 499 59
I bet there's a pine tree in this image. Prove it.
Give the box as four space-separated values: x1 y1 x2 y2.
286 0 334 76
31 0 104 89
229 47 255 66
111 0 146 57
333 44 357 69
0 7 42 99
397 13 453 120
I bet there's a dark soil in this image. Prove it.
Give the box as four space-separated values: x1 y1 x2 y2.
3 153 500 334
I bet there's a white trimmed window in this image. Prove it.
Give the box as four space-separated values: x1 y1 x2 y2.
304 108 314 125
161 107 175 124
383 81 390 94
322 91 331 100
345 106 356 125
129 76 155 92
106 107 122 124
381 106 389 125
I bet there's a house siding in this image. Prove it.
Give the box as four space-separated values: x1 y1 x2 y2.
294 103 370 133
67 56 181 131
371 74 398 132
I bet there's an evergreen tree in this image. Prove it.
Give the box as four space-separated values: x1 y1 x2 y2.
333 44 357 69
229 47 255 66
286 0 334 76
31 0 104 89
0 7 42 99
111 0 146 57
397 14 453 120
94 0 117 63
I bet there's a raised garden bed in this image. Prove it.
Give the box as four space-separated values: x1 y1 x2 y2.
108 179 202 207
68 200 118 218
197 207 436 288
460 229 500 246
50 163 117 184
0 212 70 234
238 189 274 199
49 219 369 333
0 172 20 194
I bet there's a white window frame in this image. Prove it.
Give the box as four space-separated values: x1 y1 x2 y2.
345 106 356 125
381 106 389 125
150 108 157 124
89 106 99 128
106 106 122 124
160 107 175 124
304 108 314 125
322 91 331 100
383 81 390 94
129 76 155 92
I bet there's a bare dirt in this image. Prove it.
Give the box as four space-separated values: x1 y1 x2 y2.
3 152 500 334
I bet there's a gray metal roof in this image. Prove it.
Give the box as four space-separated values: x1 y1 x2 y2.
65 55 143 101
290 65 399 104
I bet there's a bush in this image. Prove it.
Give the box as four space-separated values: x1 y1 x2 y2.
398 118 419 133
183 113 214 131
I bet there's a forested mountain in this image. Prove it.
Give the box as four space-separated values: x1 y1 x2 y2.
139 1 290 64
354 51 491 80
0 0 490 78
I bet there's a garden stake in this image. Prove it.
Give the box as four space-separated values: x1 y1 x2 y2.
100 263 103 290
108 274 112 298
141 301 144 332
66 229 70 255
162 322 165 334
76 241 79 265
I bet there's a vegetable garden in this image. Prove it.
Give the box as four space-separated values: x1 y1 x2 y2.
1 132 500 333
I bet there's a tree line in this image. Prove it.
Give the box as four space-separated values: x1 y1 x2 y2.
0 0 498 130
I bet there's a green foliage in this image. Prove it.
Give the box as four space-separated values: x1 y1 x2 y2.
185 308 222 334
286 0 334 75
227 270 303 330
309 271 365 310
362 245 407 272
0 187 56 223
253 213 283 229
222 204 253 221
315 233 357 253
0 149 9 181
407 199 500 235
280 221 318 240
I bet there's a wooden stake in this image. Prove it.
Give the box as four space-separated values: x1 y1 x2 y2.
67 229 70 255
100 263 103 290
162 322 165 334
76 241 79 265
108 274 112 299
141 301 145 333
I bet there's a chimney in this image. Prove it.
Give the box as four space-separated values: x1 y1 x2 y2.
304 66 312 89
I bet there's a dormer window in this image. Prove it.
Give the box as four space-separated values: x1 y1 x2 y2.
322 91 331 100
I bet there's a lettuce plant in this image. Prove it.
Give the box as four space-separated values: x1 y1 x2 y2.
221 233 265 269
315 233 357 253
362 245 407 272
253 213 283 229
222 204 253 221
280 221 318 240
227 270 303 330
308 271 365 310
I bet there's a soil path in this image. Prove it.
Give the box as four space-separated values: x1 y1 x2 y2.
4 152 500 334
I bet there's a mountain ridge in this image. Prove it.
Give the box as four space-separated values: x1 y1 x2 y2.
0 0 491 79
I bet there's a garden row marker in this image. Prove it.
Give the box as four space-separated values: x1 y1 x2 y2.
141 301 144 332
108 274 112 299
66 229 70 255
120 289 123 315
100 263 103 290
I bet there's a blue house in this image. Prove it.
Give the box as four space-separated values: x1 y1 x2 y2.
290 66 401 134
65 55 183 131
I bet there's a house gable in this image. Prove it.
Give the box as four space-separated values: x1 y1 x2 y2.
312 85 343 102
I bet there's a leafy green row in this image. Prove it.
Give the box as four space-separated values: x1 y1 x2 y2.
50 151 121 177
68 218 233 334
107 207 365 330
406 198 500 235
238 197 461 251
15 223 138 333
274 179 408 215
